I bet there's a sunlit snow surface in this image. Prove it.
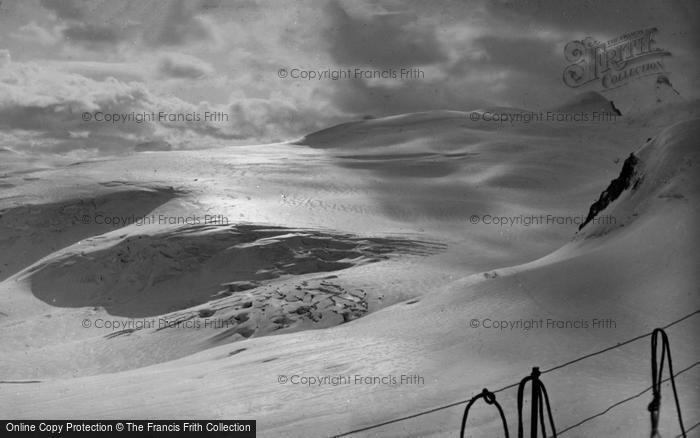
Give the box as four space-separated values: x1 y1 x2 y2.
1 100 699 437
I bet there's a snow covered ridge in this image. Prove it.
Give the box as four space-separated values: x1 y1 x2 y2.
578 118 700 237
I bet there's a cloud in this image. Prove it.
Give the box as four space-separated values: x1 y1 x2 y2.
223 97 332 142
43 60 145 82
157 53 214 79
0 53 333 155
472 36 561 76
37 0 131 50
39 0 84 20
147 0 214 47
326 70 490 117
62 23 126 48
0 61 152 154
450 35 570 107
324 1 447 68
0 57 227 155
484 0 697 37
0 50 10 67
5 0 698 156
13 22 61 46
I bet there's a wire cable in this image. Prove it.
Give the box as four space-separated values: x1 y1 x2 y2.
649 328 686 437
329 309 699 438
553 361 699 437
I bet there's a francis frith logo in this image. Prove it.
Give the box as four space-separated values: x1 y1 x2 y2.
563 28 671 90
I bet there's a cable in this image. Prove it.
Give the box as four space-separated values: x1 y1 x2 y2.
676 421 699 438
329 381 521 438
329 309 699 438
541 310 699 375
649 328 686 437
553 361 699 437
460 388 510 438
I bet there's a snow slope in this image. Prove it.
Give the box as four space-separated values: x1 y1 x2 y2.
0 99 698 437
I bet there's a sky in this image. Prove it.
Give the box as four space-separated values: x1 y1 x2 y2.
0 0 698 157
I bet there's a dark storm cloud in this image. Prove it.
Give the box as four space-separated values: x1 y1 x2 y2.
327 73 488 117
324 1 447 68
149 0 213 46
39 0 84 20
485 0 699 41
485 0 643 34
471 36 560 76
197 0 259 14
38 0 128 49
0 104 76 132
457 35 566 104
62 23 125 46
483 0 700 101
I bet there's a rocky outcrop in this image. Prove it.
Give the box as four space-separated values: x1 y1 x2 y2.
579 153 639 230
